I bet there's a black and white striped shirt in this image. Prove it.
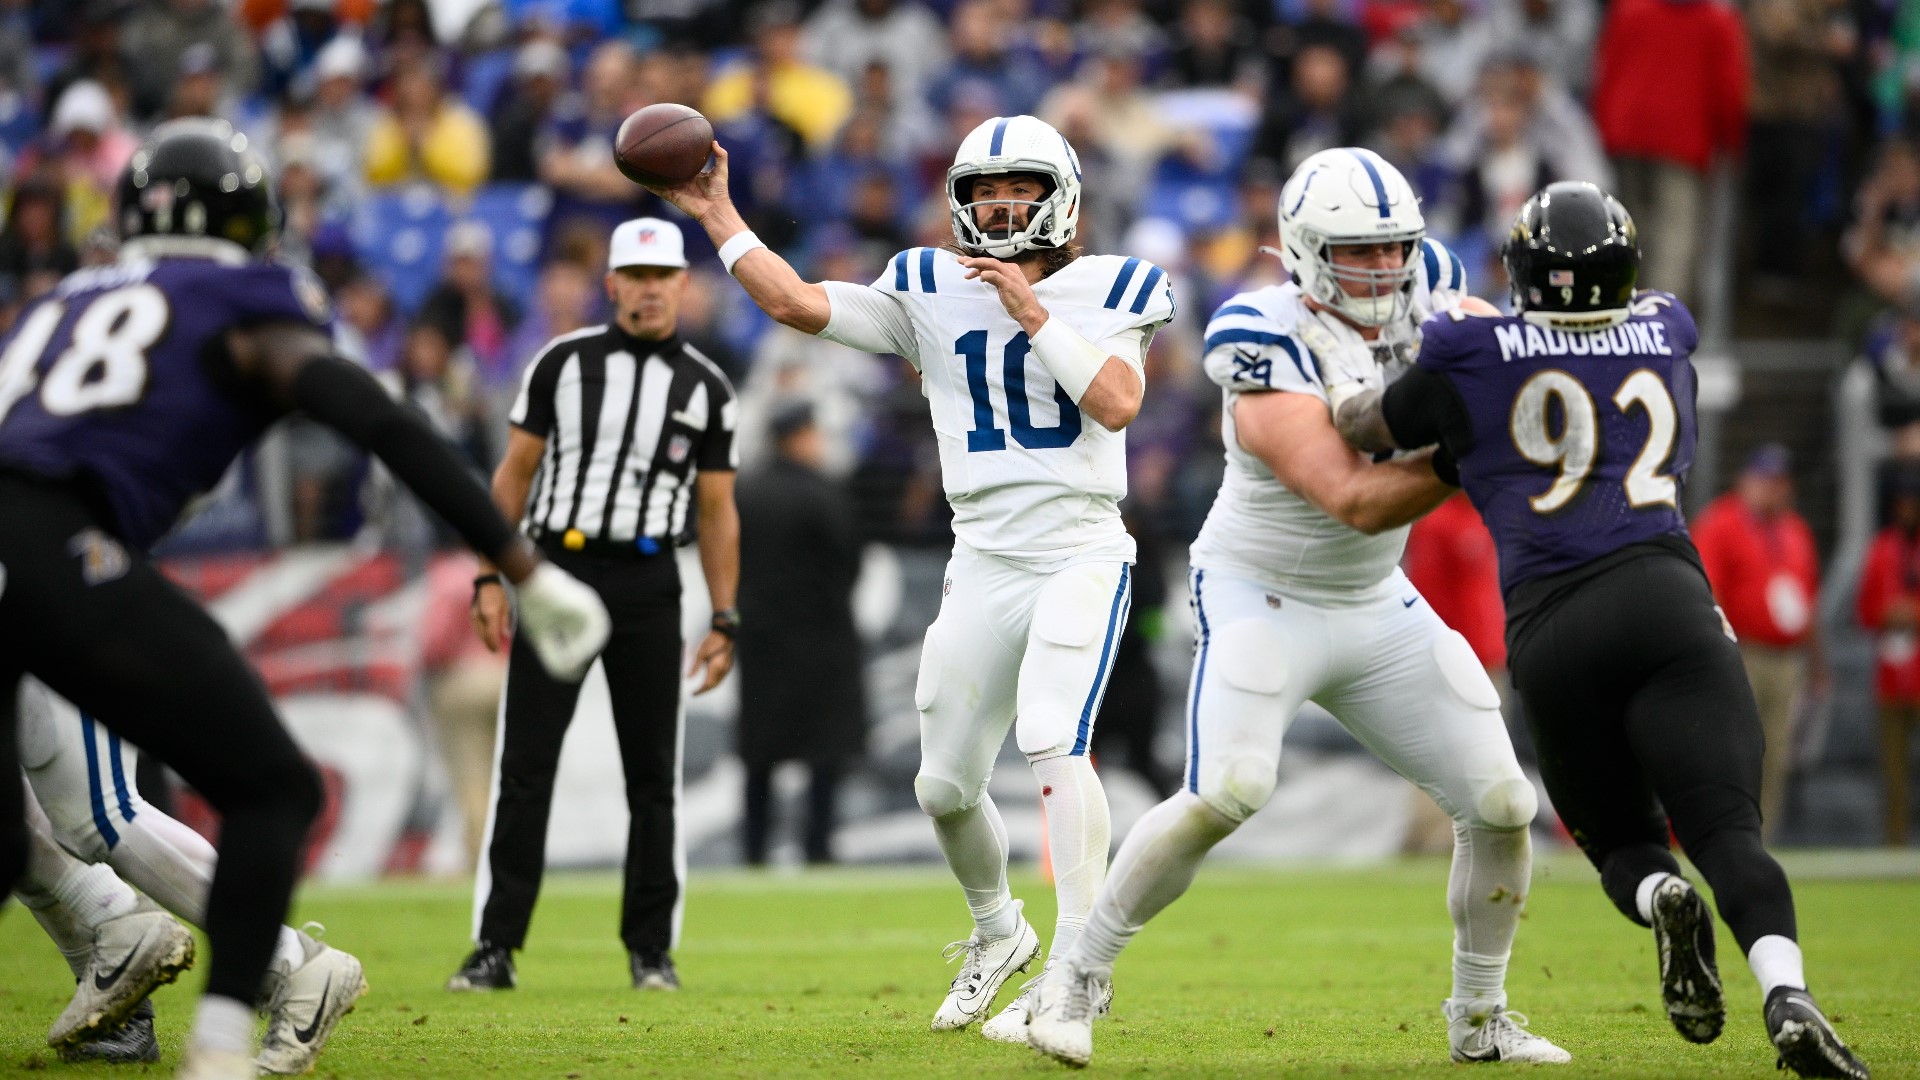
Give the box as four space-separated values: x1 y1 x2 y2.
509 325 737 546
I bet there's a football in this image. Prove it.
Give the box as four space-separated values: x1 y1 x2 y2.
613 103 714 187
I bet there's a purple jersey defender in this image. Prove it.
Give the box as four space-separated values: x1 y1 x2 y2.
1415 291 1701 595
0 253 332 549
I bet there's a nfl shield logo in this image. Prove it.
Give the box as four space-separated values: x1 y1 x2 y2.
1548 270 1575 287
667 433 691 464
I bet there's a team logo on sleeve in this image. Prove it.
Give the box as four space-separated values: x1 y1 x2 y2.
291 265 332 325
68 528 130 586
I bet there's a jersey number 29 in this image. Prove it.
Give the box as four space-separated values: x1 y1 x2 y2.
0 285 168 427
1510 368 1678 514
958 330 1082 452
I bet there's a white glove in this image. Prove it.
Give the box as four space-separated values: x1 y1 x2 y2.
1295 309 1379 412
515 562 612 682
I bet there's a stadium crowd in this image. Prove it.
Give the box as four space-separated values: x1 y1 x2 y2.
0 0 1899 550
2 0 1918 849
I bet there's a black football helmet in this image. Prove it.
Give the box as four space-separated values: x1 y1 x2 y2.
1501 181 1638 330
117 118 277 253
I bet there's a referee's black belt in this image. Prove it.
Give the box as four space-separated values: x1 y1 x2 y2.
529 525 670 560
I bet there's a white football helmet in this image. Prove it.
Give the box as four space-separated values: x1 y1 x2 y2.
1278 147 1425 327
947 115 1082 258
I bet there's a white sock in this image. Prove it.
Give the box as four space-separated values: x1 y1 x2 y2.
191 994 257 1056
1076 792 1236 972
1447 824 1529 1004
1635 872 1675 923
103 804 219 925
1748 934 1807 995
930 793 1017 940
1030 755 1110 957
49 862 140 928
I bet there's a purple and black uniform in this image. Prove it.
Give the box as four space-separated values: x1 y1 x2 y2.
0 254 331 549
1408 290 1700 595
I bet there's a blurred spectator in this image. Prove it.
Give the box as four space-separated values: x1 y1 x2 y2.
1046 45 1214 230
1692 443 1825 841
1865 309 1920 429
273 133 336 257
1414 0 1495 106
16 81 137 249
1592 0 1749 305
419 221 524 389
44 0 136 130
387 319 497 471
735 402 866 866
1247 41 1360 178
1160 0 1264 95
165 42 230 121
1077 0 1166 63
260 0 347 98
490 39 569 183
540 41 649 240
1449 62 1559 264
0 177 78 304
1857 463 1920 846
1745 0 1849 290
804 0 949 113
503 260 601 383
1371 97 1453 232
706 2 856 152
1264 0 1366 97
1485 0 1596 95
121 0 261 121
926 0 1052 118
365 59 491 197
368 0 438 77
1845 138 1920 311
292 36 376 198
337 272 406 372
711 73 813 252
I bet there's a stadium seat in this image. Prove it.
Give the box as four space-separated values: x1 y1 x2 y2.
469 183 554 310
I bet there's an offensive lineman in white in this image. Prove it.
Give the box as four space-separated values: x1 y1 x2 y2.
13 678 366 1073
647 115 1172 1037
1027 148 1569 1067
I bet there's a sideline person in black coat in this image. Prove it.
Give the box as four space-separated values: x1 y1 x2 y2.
735 402 867 864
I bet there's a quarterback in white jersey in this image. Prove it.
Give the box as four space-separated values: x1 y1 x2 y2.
648 114 1172 1039
1029 148 1567 1068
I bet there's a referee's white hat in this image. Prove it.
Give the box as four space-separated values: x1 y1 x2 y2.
609 217 689 270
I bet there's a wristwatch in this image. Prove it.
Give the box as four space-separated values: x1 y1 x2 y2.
710 608 741 639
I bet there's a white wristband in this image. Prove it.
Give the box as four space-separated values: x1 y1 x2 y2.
1028 316 1110 403
717 230 766 275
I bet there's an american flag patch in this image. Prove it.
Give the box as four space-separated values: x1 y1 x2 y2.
1548 270 1575 287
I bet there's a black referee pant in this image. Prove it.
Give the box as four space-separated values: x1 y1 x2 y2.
476 543 685 957
1510 549 1797 953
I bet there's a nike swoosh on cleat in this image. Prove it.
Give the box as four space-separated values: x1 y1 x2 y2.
93 934 148 991
293 976 333 1044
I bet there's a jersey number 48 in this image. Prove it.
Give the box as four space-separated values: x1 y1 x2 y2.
0 285 168 427
958 330 1083 452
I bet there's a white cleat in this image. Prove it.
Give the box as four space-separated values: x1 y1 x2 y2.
177 1046 258 1080
1025 960 1107 1068
930 901 1041 1031
1445 999 1572 1064
256 928 368 1075
49 911 196 1048
982 960 1114 1045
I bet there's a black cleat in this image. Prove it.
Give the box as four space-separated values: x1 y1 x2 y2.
630 951 679 991
445 943 516 991
1650 876 1725 1043
59 999 159 1063
1766 987 1869 1079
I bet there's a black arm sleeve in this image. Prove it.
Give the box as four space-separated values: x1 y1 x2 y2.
289 356 519 561
1382 366 1476 458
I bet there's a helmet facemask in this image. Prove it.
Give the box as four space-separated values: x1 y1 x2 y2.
948 163 1075 259
1291 225 1423 328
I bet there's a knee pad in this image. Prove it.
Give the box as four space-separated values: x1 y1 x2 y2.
1197 754 1278 823
1474 776 1539 831
913 773 979 820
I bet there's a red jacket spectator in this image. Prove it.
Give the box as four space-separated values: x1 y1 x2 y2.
1405 493 1506 669
1592 0 1750 172
1858 521 1920 703
1693 491 1820 648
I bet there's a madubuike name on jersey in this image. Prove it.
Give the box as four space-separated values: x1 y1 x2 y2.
1387 290 1703 606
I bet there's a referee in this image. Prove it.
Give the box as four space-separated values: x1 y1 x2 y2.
448 217 740 993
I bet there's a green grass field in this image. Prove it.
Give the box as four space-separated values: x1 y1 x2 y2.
2 854 1916 1078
